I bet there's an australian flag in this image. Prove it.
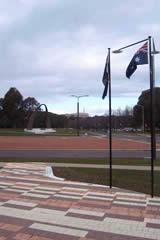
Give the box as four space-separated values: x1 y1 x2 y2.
102 53 110 99
126 42 148 78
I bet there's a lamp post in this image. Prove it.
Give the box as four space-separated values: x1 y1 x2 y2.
137 104 145 133
71 95 88 136
152 39 160 86
113 36 159 197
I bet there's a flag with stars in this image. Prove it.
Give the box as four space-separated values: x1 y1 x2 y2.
126 42 148 78
102 53 110 99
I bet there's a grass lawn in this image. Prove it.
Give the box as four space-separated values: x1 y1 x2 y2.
0 129 33 136
0 128 84 136
0 157 160 166
53 167 160 196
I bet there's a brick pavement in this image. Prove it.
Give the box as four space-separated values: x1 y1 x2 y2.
0 163 160 239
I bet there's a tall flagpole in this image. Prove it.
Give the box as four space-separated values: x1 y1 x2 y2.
148 36 155 198
112 37 157 198
108 48 112 188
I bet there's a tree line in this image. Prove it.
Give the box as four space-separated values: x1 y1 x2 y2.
68 87 160 131
0 87 67 128
0 87 159 130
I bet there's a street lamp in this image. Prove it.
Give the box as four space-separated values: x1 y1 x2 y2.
112 38 148 54
71 95 88 136
152 40 160 86
112 36 159 197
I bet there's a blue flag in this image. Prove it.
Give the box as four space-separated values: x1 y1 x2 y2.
102 53 110 99
126 42 148 78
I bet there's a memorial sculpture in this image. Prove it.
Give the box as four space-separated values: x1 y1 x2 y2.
24 104 56 134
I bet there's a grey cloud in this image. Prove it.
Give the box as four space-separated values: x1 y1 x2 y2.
0 0 160 115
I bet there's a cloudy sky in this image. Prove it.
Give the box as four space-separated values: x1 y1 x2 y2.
0 0 160 116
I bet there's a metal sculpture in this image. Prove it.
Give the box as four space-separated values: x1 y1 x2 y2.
26 104 51 130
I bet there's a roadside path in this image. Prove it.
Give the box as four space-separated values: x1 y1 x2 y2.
40 163 160 171
1 162 160 170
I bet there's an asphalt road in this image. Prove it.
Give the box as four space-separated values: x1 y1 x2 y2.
0 149 158 158
0 132 159 158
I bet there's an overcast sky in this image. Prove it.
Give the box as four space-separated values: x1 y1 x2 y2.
0 0 160 116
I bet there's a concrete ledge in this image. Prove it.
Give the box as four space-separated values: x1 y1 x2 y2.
24 128 56 134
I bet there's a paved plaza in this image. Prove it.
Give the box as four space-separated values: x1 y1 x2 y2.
0 163 160 239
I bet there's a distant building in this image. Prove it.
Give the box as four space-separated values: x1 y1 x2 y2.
65 112 89 118
65 107 89 118
79 112 89 118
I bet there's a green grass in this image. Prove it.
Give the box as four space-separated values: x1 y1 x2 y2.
0 128 84 136
0 157 159 166
53 167 160 196
0 129 33 136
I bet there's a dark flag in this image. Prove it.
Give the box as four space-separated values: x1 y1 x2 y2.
102 53 110 99
126 42 148 78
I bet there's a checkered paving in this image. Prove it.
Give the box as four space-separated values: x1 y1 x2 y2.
0 163 160 240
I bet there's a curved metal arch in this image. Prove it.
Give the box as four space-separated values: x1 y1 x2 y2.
36 104 48 112
26 104 51 129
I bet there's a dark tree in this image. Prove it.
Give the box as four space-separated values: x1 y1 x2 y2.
3 87 23 127
0 98 3 111
133 87 160 129
23 97 40 112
